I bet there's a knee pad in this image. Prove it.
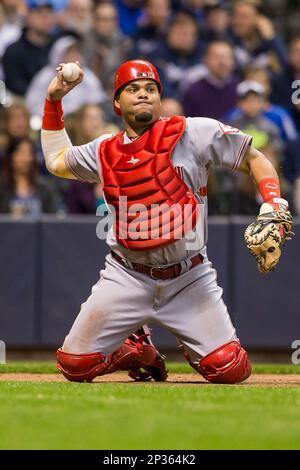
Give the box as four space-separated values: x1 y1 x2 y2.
198 340 252 384
56 349 107 383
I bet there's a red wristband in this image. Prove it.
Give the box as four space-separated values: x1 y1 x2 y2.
258 178 281 202
42 99 64 130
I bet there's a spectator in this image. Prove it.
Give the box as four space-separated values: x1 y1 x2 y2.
115 0 144 37
50 0 69 12
82 1 131 92
0 101 31 156
66 103 119 146
148 11 205 99
57 0 92 37
2 0 58 96
160 97 183 117
183 40 238 120
201 0 230 42
228 66 298 142
66 180 104 214
25 36 107 118
230 0 287 74
0 137 62 215
181 0 205 23
131 0 170 57
2 0 26 26
0 3 22 77
0 99 52 173
229 80 282 155
225 79 294 214
271 35 300 130
229 145 294 214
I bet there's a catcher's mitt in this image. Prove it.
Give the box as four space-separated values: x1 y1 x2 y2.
128 353 168 382
244 202 293 274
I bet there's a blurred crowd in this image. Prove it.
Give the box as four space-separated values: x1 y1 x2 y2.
1 0 300 217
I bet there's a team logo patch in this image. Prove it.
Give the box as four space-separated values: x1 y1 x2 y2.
218 122 241 134
137 72 155 78
127 156 140 165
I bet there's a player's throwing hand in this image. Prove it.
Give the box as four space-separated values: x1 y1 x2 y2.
47 61 84 102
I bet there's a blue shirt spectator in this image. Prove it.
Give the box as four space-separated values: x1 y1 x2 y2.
114 0 144 36
227 105 298 143
147 11 205 99
227 66 298 141
131 0 170 57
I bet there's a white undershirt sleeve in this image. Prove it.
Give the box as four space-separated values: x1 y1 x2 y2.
41 128 76 179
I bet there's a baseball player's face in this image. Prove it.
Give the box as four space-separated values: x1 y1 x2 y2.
115 79 161 128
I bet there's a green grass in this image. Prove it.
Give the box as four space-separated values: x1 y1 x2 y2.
0 381 300 450
0 361 58 374
0 362 300 450
1 361 299 449
0 361 299 374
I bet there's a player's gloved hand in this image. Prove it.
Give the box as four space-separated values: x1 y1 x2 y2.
244 197 294 274
128 353 168 382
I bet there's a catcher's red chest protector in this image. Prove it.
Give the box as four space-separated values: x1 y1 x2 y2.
99 116 199 250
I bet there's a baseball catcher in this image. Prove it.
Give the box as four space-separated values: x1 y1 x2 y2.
40 59 293 385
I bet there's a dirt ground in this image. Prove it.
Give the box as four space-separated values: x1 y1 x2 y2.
0 373 299 386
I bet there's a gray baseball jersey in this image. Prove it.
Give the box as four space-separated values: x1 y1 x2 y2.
62 117 252 361
65 118 252 264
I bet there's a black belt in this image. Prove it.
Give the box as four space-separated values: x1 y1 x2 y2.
111 251 204 280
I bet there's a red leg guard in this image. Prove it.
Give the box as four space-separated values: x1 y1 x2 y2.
57 329 168 383
56 349 107 383
198 341 252 384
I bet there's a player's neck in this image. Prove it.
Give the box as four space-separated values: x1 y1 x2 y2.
123 121 152 139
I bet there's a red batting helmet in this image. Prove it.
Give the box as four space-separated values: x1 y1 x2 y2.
113 60 162 115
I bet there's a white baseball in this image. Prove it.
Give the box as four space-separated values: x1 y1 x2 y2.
61 62 81 82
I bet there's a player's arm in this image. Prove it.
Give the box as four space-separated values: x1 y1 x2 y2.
238 145 287 211
238 145 278 181
239 145 293 274
41 62 84 180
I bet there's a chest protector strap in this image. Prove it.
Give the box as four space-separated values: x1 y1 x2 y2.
99 116 199 251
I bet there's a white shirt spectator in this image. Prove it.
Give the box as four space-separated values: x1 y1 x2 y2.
25 36 107 118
